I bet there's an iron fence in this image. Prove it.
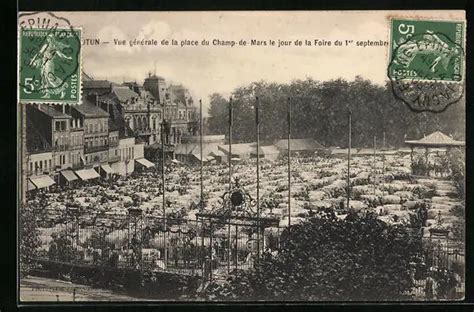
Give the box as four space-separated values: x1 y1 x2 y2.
36 214 284 279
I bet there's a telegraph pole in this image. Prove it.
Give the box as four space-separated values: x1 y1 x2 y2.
161 110 167 267
346 111 352 210
373 135 377 195
255 97 261 260
228 97 233 191
287 97 291 227
199 100 203 209
382 131 386 195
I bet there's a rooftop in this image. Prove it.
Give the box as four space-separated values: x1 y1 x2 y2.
83 80 113 89
274 138 325 151
146 74 165 80
37 105 71 119
73 99 110 118
112 86 139 103
218 143 255 155
405 131 465 147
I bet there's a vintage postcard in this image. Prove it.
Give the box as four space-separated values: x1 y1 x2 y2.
18 11 466 302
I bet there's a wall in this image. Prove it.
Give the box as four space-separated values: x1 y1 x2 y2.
134 143 145 159
27 151 54 177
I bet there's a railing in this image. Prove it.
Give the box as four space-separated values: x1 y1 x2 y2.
35 215 280 279
84 145 109 154
135 129 152 135
109 141 119 148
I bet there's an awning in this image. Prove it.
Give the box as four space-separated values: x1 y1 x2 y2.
100 164 114 174
210 150 225 157
75 168 100 180
61 170 78 182
27 180 37 191
135 158 155 168
192 154 214 162
29 175 56 189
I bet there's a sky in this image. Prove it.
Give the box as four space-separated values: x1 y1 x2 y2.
50 11 464 113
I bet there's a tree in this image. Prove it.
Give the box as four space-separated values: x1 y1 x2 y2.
207 93 229 135
205 78 465 148
19 204 41 278
204 211 422 301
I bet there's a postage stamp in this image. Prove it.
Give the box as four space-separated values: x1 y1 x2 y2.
388 19 465 113
19 17 82 104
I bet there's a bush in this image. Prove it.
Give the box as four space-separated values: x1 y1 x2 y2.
203 211 422 301
447 149 465 200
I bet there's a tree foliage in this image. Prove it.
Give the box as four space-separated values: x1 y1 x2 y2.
19 204 41 278
204 211 422 301
207 78 465 147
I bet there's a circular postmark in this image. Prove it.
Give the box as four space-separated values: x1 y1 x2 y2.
18 12 82 104
388 31 464 113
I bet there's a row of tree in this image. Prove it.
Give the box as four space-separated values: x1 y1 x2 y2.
207 77 465 148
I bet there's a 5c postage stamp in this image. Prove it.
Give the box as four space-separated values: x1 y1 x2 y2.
388 19 465 113
19 22 82 104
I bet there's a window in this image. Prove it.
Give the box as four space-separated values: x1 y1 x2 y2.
29 162 33 173
55 121 60 131
39 161 43 169
49 159 51 168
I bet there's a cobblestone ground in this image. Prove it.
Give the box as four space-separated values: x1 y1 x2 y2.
20 276 146 302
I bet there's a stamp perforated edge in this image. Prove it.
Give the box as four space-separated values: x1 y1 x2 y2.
387 18 466 84
17 15 83 105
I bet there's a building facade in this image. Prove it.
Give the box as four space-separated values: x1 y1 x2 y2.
71 100 110 166
83 72 199 147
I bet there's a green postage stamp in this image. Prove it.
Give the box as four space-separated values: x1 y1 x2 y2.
389 19 464 82
19 27 82 104
388 19 465 113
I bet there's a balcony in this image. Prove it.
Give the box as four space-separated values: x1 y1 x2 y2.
108 154 121 162
109 141 119 148
71 162 83 170
53 144 69 152
135 129 152 136
84 145 109 154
